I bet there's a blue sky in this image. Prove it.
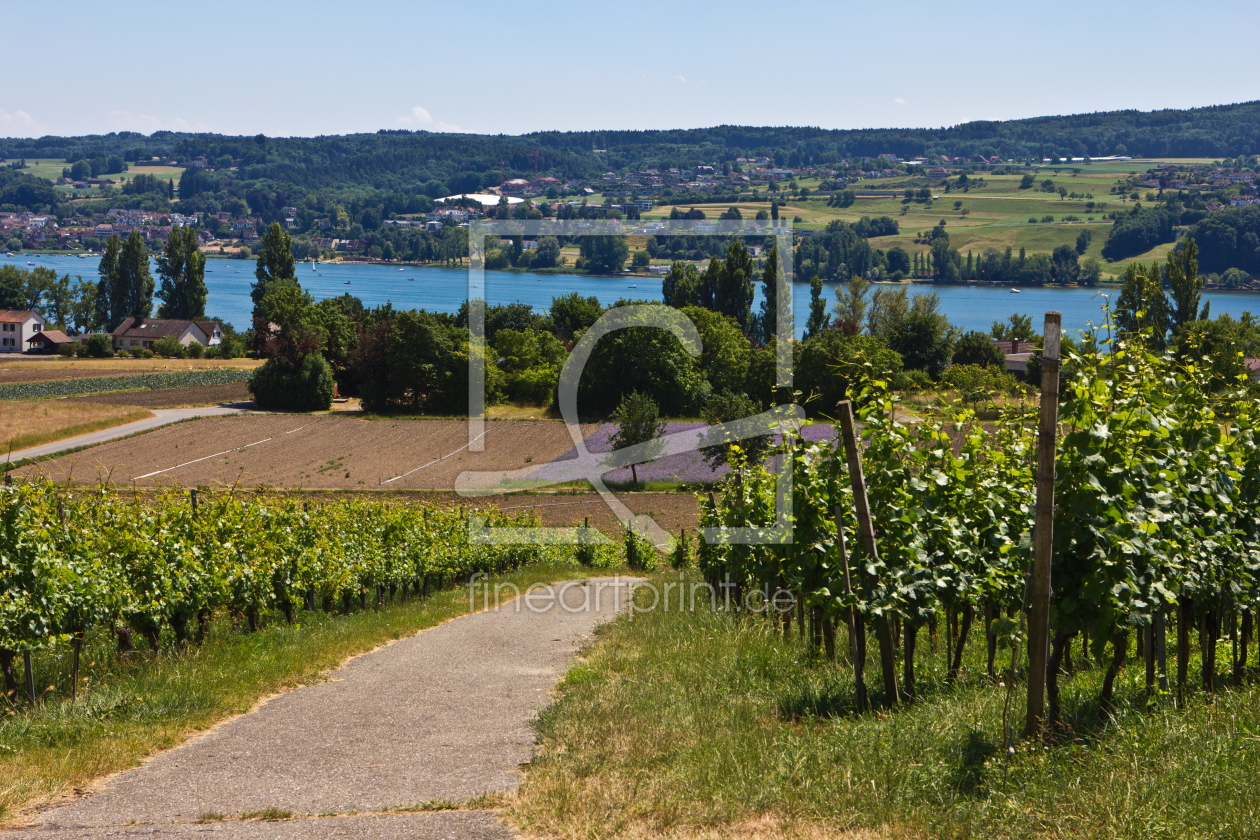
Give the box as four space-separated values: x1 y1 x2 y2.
3 0 1258 139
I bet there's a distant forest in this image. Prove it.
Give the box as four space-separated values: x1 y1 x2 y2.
3 100 1260 200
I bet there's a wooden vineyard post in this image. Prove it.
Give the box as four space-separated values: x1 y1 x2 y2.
836 400 899 706
23 651 35 705
834 505 867 711
1024 311 1061 738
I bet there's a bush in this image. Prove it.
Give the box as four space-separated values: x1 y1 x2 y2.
86 334 112 358
58 343 76 357
153 335 186 358
203 345 221 359
671 530 692 569
891 368 932 393
129 347 145 358
248 352 334 411
940 364 1021 406
951 330 1006 368
624 525 659 572
186 341 205 359
140 349 154 359
74 344 88 358
795 331 903 416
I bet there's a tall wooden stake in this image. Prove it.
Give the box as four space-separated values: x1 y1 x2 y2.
834 505 867 711
836 400 899 706
1024 311 1061 737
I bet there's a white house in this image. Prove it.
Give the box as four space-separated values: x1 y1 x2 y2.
0 309 45 353
110 318 223 352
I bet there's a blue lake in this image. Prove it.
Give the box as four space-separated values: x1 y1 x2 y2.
7 252 1260 339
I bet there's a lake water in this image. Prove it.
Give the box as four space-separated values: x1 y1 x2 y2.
7 252 1260 339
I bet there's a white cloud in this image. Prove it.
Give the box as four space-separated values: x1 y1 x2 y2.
397 106 460 132
0 108 43 136
108 110 197 132
677 75 687 82
893 97 907 105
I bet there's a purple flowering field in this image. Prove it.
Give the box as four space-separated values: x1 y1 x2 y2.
532 420 839 485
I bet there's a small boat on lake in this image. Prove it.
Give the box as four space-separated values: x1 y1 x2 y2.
1010 288 1020 294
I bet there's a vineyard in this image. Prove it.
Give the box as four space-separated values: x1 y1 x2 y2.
698 327 1260 731
0 483 598 702
0 369 254 402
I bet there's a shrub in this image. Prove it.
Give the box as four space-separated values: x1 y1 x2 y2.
891 368 932 393
153 335 186 358
941 364 1020 406
129 347 145 358
951 330 1006 368
671 530 692 569
506 365 558 405
249 353 334 411
140 349 154 359
203 345 222 359
74 344 89 358
186 341 205 359
796 331 903 416
623 525 659 572
86 334 112 358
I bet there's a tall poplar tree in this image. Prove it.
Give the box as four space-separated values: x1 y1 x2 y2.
756 244 788 343
1167 237 1206 330
715 239 755 333
804 274 829 340
96 234 121 330
117 231 154 320
252 222 297 319
156 226 208 319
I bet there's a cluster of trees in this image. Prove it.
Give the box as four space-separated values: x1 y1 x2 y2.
795 219 892 281
1185 205 1260 275
1102 204 1179 259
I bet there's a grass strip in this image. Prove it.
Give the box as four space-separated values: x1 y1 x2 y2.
0 560 592 823
510 571 1260 840
3 409 152 453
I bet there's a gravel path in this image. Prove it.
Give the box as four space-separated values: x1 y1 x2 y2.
8 576 639 839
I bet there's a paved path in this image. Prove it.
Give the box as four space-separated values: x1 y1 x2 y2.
4 405 260 463
7 577 639 839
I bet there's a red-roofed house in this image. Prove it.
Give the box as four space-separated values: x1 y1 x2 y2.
110 318 222 352
0 309 45 353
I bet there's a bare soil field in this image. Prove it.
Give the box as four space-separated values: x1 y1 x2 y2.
67 382 252 408
16 415 703 536
19 415 601 491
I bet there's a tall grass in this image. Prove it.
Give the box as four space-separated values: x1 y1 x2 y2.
513 574 1260 839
